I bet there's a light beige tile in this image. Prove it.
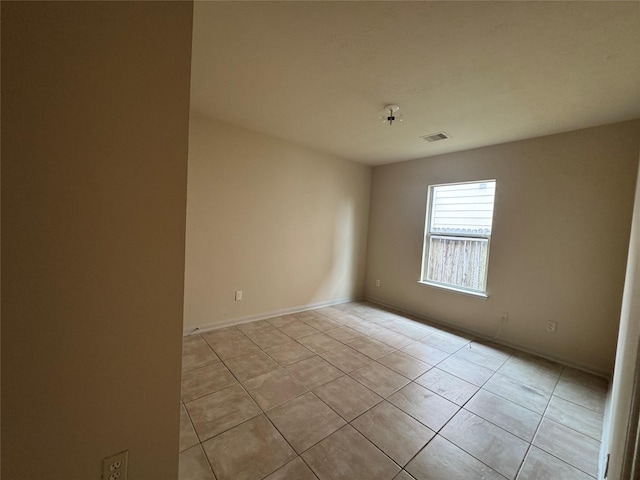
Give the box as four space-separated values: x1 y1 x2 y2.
368 315 399 328
387 322 434 340
419 333 468 354
385 312 415 322
324 310 359 322
339 315 368 329
464 390 541 442
244 327 293 349
406 435 506 480
465 341 513 361
223 351 280 382
243 368 308 411
441 410 528 479
350 322 387 337
264 457 318 480
185 384 261 441
291 308 324 321
518 446 594 480
279 322 320 339
545 395 603 440
266 392 346 453
554 378 607 413
350 362 410 397
437 356 494 386
179 445 216 480
325 326 366 343
348 337 395 360
394 472 416 480
203 415 295 480
183 334 211 354
267 315 299 329
352 401 434 466
320 345 372 373
378 351 432 380
452 346 506 371
180 404 199 452
285 356 343 389
181 362 237 402
313 375 382 421
202 329 261 360
200 327 242 345
388 383 459 431
302 425 400 480
183 343 221 373
237 319 272 335
432 328 474 341
533 418 600 477
401 341 450 365
297 332 343 354
560 367 609 391
483 373 551 414
300 315 341 331
415 368 478 406
370 329 414 349
265 342 315 366
498 354 561 392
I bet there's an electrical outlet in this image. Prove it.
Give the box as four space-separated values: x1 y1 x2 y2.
102 451 128 480
375 280 381 287
499 311 509 324
235 290 243 301
547 321 557 333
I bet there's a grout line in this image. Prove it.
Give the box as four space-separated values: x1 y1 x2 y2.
513 368 564 479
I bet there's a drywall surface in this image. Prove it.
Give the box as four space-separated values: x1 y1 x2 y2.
183 114 371 330
605 155 640 480
1 2 193 479
365 120 640 374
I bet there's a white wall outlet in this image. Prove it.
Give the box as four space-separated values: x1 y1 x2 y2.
375 280 381 287
547 321 557 333
499 311 509 324
102 451 128 480
235 290 243 301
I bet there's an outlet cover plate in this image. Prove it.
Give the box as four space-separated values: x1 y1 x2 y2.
103 450 128 480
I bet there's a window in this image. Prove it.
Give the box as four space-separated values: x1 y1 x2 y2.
420 180 496 296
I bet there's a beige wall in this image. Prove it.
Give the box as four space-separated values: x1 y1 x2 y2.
1 2 192 479
365 120 640 374
184 113 371 330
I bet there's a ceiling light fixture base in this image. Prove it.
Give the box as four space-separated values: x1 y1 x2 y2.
381 104 403 126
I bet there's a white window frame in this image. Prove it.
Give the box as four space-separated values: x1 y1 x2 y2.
418 179 496 298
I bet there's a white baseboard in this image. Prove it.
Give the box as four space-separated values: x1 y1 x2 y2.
183 296 363 336
366 297 612 380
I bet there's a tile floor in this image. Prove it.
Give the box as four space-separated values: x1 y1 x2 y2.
179 302 608 480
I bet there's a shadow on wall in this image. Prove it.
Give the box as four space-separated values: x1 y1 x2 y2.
311 199 358 304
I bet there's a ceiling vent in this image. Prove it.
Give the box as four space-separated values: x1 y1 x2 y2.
420 132 450 143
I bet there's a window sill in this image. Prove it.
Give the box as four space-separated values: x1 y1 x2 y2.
417 281 489 299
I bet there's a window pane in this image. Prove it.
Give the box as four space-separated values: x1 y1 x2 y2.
426 235 489 291
430 181 496 235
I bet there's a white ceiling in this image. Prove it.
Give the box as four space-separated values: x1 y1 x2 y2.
190 1 640 166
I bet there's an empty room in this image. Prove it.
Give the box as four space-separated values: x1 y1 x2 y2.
2 2 640 480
